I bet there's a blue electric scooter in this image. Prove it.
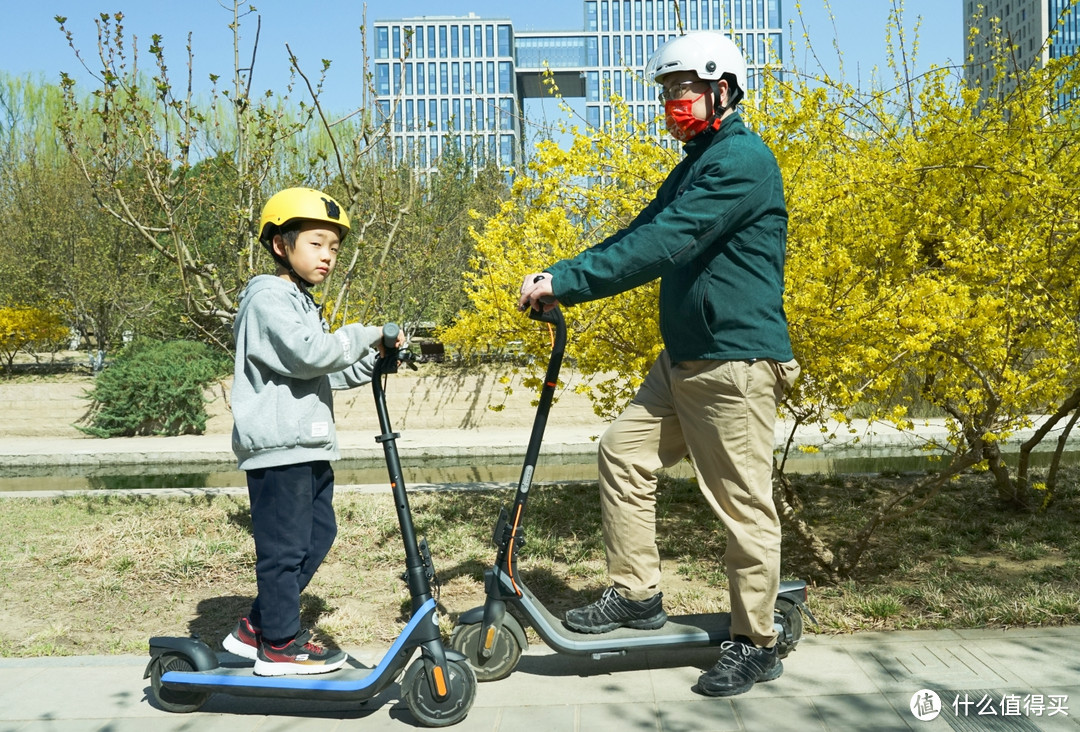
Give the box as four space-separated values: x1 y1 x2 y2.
450 305 816 681
145 325 476 726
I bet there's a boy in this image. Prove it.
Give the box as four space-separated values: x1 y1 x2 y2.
519 32 799 697
225 186 403 677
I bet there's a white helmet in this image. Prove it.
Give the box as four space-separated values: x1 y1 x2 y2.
646 31 747 103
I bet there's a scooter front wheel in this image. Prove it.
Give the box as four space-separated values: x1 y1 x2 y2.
449 619 523 682
149 652 211 713
401 656 476 727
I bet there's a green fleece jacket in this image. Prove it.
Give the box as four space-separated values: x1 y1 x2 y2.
546 112 794 364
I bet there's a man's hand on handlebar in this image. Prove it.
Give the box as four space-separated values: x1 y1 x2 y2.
518 273 559 313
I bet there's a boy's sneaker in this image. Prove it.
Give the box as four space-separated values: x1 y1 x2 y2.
253 630 348 677
564 586 667 633
222 617 260 661
695 640 783 697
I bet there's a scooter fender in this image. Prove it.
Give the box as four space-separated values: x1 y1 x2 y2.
145 636 220 678
777 579 819 627
456 605 529 653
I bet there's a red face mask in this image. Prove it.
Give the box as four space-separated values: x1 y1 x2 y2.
664 92 720 142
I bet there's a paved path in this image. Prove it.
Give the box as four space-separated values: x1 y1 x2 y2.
1 627 1078 730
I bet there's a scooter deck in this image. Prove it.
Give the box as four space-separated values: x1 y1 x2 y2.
162 662 390 700
515 580 734 655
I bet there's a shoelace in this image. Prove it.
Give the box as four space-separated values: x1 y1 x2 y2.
715 640 752 670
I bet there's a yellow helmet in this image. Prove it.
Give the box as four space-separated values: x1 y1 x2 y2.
258 187 351 242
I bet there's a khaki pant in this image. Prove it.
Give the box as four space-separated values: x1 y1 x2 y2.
597 352 800 647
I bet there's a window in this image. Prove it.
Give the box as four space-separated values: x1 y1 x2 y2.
486 25 495 56
440 62 449 94
646 0 654 30
464 63 473 93
464 99 473 129
427 26 436 57
439 26 448 57
392 27 401 58
416 62 425 94
498 25 512 56
406 99 414 129
635 0 643 30
453 99 461 129
602 1 609 31
500 134 514 166
441 99 450 130
500 98 514 130
487 61 496 93
587 105 600 129
474 25 483 56
411 25 422 58
405 64 414 94
613 1 621 30
376 64 390 95
499 61 512 93
657 0 666 29
376 27 389 59
587 1 599 30
452 62 460 94
393 62 401 94
587 71 600 100
603 36 610 65
451 26 460 57
587 37 599 66
463 26 471 57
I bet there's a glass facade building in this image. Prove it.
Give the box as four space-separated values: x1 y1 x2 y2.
964 0 1080 110
373 0 783 170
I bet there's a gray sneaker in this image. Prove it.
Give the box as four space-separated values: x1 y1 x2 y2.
695 640 783 696
564 586 667 633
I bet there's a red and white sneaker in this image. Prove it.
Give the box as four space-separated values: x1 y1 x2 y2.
222 617 260 660
253 630 348 677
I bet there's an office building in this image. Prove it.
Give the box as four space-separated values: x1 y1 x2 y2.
373 0 783 170
964 0 1080 109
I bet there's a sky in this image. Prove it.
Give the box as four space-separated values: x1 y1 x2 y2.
1 1 963 120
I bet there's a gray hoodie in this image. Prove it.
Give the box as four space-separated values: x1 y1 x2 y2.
231 275 383 470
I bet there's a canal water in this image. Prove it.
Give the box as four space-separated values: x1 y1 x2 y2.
2 449 1076 493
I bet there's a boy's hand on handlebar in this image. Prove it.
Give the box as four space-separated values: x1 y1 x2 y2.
375 328 407 357
518 273 559 313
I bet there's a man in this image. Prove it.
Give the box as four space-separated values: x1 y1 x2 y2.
518 31 800 697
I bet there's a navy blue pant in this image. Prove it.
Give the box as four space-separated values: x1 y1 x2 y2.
245 461 337 646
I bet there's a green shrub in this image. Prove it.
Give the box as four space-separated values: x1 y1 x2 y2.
79 339 229 437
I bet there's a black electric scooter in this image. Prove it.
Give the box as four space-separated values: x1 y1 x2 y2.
145 325 477 727
450 306 816 681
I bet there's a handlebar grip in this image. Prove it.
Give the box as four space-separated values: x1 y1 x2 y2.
382 323 400 349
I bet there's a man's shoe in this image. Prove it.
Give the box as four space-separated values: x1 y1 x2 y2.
695 640 783 697
564 586 667 633
253 630 348 677
222 617 260 660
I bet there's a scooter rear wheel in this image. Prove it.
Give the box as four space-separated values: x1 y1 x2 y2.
401 656 476 727
449 620 523 682
149 652 211 713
